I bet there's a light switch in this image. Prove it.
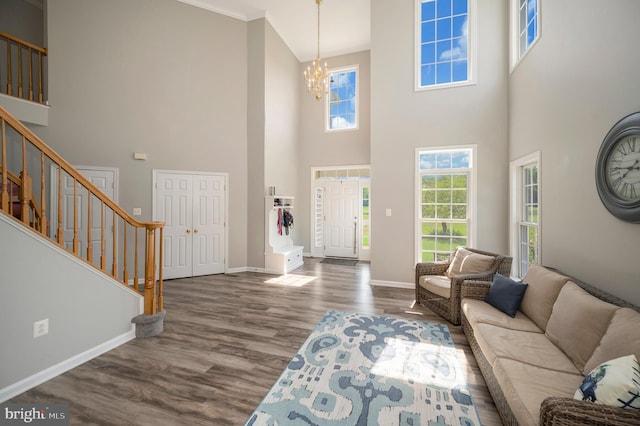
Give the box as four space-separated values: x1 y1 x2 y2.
133 152 147 160
385 208 392 217
133 208 142 216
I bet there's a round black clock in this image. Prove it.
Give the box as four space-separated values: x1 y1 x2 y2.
596 112 640 223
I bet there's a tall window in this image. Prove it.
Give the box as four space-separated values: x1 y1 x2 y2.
511 0 540 67
417 147 474 262
416 0 475 90
510 152 540 278
326 66 358 131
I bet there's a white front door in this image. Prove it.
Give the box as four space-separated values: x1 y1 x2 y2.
324 180 359 258
154 171 226 280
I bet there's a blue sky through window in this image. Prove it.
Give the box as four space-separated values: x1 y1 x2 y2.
419 0 469 87
420 149 471 170
328 68 357 130
519 0 539 57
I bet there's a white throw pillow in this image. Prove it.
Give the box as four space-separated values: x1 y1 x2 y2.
574 354 640 409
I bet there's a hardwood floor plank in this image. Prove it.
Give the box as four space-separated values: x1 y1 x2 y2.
10 258 501 425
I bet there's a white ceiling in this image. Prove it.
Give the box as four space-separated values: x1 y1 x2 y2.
176 0 370 62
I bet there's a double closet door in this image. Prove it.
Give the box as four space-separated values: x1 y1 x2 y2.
153 171 226 280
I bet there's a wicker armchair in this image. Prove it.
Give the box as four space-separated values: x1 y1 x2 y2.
415 247 512 325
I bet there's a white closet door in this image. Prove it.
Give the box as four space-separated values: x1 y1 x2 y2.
156 173 193 280
57 167 116 270
324 180 359 258
192 174 225 276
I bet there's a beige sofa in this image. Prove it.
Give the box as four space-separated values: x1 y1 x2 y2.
461 265 640 426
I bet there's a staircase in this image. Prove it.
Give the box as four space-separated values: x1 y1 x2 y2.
0 104 164 317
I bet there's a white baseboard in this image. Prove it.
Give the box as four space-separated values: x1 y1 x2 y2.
370 279 414 289
0 329 136 403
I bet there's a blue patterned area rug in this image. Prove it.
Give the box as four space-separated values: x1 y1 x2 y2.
246 310 481 426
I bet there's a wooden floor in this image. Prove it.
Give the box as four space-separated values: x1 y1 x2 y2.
11 258 501 425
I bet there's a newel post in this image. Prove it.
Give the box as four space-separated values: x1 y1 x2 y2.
143 225 158 315
132 221 165 338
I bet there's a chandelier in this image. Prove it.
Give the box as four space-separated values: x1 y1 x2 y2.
304 0 329 101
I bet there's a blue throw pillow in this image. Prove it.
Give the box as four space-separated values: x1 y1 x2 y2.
485 273 528 317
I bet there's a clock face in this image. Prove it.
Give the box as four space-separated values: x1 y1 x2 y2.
596 112 640 223
605 135 640 201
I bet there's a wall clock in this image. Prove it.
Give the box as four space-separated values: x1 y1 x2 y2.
595 112 640 223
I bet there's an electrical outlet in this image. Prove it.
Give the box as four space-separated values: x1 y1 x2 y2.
34 319 49 338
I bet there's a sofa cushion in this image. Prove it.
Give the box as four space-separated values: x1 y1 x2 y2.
584 307 640 373
473 323 580 374
493 357 584 425
545 282 619 374
462 298 543 333
574 354 640 409
485 273 528 317
446 247 494 277
418 275 451 298
519 265 571 331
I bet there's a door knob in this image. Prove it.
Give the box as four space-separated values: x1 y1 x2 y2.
194 229 199 233
186 229 191 234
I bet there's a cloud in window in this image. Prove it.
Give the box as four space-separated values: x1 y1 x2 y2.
331 116 355 129
439 17 468 61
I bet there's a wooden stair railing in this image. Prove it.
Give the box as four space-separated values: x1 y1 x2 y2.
0 31 47 104
0 105 164 316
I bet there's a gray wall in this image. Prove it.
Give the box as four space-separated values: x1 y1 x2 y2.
246 19 301 269
30 0 249 269
0 215 141 393
509 0 640 305
297 50 371 252
0 0 44 45
370 0 509 283
246 19 267 269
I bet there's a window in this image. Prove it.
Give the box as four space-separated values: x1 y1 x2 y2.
416 147 475 262
510 152 540 278
415 0 476 90
511 0 540 67
326 66 358 131
362 186 370 249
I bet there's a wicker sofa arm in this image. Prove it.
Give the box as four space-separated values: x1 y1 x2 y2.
461 280 492 300
415 261 450 280
540 396 640 426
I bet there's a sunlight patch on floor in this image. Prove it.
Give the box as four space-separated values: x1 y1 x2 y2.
371 338 468 388
264 274 317 287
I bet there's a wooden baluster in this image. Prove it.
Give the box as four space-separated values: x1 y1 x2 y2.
72 178 78 255
28 47 33 101
134 226 139 292
100 203 105 271
17 44 23 99
1 119 8 212
123 222 128 285
86 192 92 263
38 51 43 104
40 152 47 235
6 39 12 96
20 136 29 224
112 211 117 278
57 166 63 244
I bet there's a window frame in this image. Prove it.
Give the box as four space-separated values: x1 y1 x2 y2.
325 65 359 132
415 145 478 263
510 0 541 71
509 151 541 278
414 0 478 91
